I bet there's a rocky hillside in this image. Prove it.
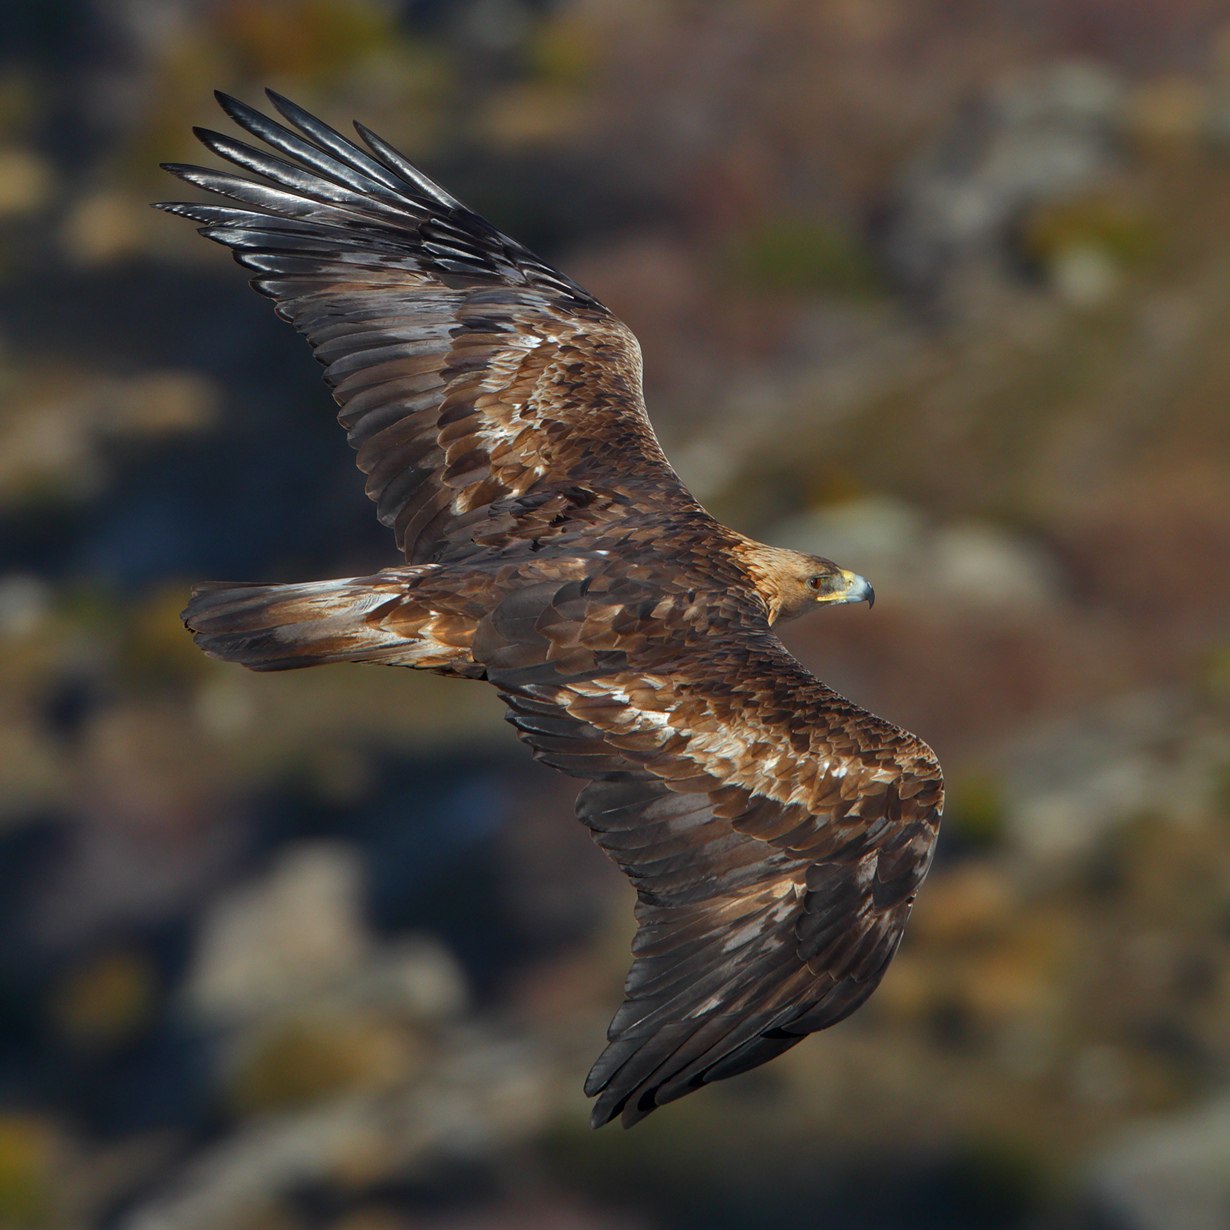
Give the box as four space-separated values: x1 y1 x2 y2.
2 3 1229 1228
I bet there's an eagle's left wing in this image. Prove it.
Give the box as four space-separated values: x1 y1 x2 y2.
157 92 697 566
478 590 943 1128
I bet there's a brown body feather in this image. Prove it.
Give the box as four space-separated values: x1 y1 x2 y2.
163 92 943 1128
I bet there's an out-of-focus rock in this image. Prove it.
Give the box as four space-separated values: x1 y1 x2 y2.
0 574 51 639
773 497 1061 611
1071 1045 1132 1111
0 385 108 510
347 938 469 1025
122 1101 382 1230
885 62 1127 299
0 148 53 218
929 522 1060 610
186 843 371 1020
1001 690 1217 870
1049 244 1120 305
124 1026 556 1230
186 843 470 1030
62 189 147 265
328 1194 647 1230
193 678 259 740
1205 96 1230 152
1085 1091 1230 1230
774 496 925 575
1019 192 1159 300
958 917 1070 1033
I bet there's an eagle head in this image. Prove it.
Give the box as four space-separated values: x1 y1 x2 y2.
738 544 875 624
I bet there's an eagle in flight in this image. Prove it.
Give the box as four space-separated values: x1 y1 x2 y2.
160 91 943 1129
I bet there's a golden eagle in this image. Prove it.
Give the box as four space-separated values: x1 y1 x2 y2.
160 92 943 1128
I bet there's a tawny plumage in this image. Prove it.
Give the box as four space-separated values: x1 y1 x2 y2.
160 91 943 1128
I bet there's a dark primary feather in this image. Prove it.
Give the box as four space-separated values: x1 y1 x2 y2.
161 94 944 1129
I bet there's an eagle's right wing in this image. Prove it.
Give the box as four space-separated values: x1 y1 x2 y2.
158 92 696 564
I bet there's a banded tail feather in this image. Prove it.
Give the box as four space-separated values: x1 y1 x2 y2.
182 570 478 674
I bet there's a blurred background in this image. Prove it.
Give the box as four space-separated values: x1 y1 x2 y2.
3 1 1230 1227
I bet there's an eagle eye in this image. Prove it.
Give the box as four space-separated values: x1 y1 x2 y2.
808 575 823 590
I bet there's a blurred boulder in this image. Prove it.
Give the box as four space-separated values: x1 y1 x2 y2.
773 496 925 575
1085 1090 1230 1230
186 840 469 1030
1047 243 1120 306
910 862 1016 946
186 843 371 1020
0 574 51 638
773 497 1061 610
929 522 1061 610
1000 690 1219 870
110 371 220 439
345 938 469 1025
885 62 1127 300
124 1025 555 1230
1018 191 1159 304
0 147 53 219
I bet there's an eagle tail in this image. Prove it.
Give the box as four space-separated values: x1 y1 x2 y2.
182 572 476 674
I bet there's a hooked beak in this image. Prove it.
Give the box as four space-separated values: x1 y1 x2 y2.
816 568 875 609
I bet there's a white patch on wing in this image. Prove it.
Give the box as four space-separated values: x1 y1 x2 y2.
722 912 784 954
447 329 558 500
690 993 725 1017
602 682 673 731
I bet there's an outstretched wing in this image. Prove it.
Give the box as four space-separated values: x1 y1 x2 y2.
473 577 943 1128
157 91 694 564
